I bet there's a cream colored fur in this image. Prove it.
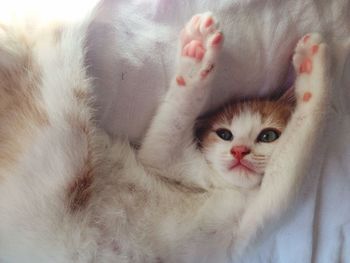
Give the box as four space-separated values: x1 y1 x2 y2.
0 10 330 263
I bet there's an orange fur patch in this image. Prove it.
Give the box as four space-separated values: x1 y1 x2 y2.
0 44 49 176
195 96 295 148
74 88 89 102
66 90 96 212
68 161 94 212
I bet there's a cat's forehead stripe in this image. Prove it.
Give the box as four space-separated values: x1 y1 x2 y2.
220 100 292 127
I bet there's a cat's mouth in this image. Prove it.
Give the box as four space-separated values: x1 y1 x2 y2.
228 160 257 174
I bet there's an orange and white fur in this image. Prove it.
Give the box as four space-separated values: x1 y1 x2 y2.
0 12 330 263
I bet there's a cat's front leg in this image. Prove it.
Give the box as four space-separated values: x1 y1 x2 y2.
231 34 331 258
139 12 223 171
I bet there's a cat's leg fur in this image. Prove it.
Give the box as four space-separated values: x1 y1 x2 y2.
0 21 110 262
231 34 331 258
138 12 223 173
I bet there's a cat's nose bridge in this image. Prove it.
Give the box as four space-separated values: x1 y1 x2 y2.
230 145 251 160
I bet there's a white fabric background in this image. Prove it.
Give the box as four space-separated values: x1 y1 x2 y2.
86 0 350 262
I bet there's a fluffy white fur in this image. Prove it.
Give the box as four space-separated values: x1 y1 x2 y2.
0 7 331 263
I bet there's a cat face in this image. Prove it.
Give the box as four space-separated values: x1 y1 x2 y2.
196 99 294 189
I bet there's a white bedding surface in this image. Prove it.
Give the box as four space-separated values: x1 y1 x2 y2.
87 0 350 262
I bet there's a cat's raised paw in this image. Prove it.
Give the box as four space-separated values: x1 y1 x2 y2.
181 12 223 53
293 33 323 75
176 12 223 87
292 33 328 104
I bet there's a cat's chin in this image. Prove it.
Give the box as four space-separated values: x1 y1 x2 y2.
220 169 263 189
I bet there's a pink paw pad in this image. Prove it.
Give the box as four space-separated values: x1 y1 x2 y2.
200 64 215 78
303 92 312 102
183 40 205 60
176 76 186 86
299 58 312 74
205 17 213 28
212 32 223 46
311 44 319 55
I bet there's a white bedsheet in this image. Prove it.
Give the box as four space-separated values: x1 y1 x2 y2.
87 0 350 262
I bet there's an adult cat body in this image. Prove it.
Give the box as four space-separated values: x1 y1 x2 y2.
0 11 330 263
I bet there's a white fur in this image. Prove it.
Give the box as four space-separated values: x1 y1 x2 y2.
0 9 330 263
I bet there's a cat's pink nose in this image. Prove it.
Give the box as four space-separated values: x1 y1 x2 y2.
231 146 251 160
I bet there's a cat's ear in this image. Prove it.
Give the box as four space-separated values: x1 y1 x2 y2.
278 86 296 107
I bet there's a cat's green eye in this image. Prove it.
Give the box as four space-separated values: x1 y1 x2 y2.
257 128 281 143
216 129 233 141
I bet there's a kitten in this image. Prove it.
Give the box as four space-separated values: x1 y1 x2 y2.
0 11 330 263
